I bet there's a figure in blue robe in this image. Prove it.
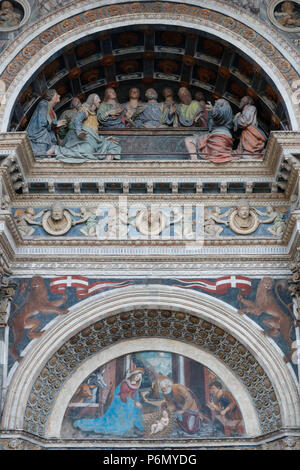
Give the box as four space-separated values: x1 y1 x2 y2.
97 87 127 129
73 369 145 435
54 94 121 162
132 88 167 128
26 89 61 155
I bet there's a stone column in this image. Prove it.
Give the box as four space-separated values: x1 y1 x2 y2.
0 282 15 415
178 355 185 385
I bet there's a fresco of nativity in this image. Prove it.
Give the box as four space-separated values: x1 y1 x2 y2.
61 352 245 439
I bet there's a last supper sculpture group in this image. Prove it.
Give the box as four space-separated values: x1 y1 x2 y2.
26 86 267 163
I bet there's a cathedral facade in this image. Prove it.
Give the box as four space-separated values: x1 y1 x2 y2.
0 0 300 450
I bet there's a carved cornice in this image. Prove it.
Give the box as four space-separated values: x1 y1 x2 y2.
0 214 20 265
12 194 288 206
0 132 34 175
0 131 299 268
0 430 299 449
1 131 300 201
9 254 295 280
10 261 292 279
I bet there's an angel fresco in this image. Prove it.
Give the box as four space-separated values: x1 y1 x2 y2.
14 208 45 237
203 207 230 237
256 206 288 236
68 208 99 236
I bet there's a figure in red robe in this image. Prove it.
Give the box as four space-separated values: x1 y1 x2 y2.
185 98 234 163
233 95 267 158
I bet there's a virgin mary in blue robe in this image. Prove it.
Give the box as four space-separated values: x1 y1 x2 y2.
73 372 145 435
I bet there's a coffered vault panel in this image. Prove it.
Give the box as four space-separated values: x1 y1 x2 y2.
10 24 290 134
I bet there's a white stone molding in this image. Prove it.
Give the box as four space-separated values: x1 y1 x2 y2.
2 285 299 435
9 261 293 279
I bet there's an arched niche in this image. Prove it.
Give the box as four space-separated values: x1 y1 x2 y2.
2 285 299 446
0 1 299 131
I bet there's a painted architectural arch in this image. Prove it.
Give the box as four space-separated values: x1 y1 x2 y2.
3 285 299 447
0 0 300 130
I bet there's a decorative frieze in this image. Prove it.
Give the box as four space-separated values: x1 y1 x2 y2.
10 202 290 241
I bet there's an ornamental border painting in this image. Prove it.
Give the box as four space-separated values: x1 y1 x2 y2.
61 352 245 440
268 0 300 33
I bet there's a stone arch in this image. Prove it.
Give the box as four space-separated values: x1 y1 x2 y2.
2 285 299 444
0 1 300 131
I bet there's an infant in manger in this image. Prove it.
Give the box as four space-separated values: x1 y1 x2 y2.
150 408 169 435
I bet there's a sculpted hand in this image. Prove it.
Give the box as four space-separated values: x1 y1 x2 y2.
109 108 122 117
107 136 119 143
135 402 143 409
206 102 213 113
78 132 87 139
170 104 177 115
126 109 134 119
57 119 67 128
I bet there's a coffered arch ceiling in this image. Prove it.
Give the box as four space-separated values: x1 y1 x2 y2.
11 24 290 136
